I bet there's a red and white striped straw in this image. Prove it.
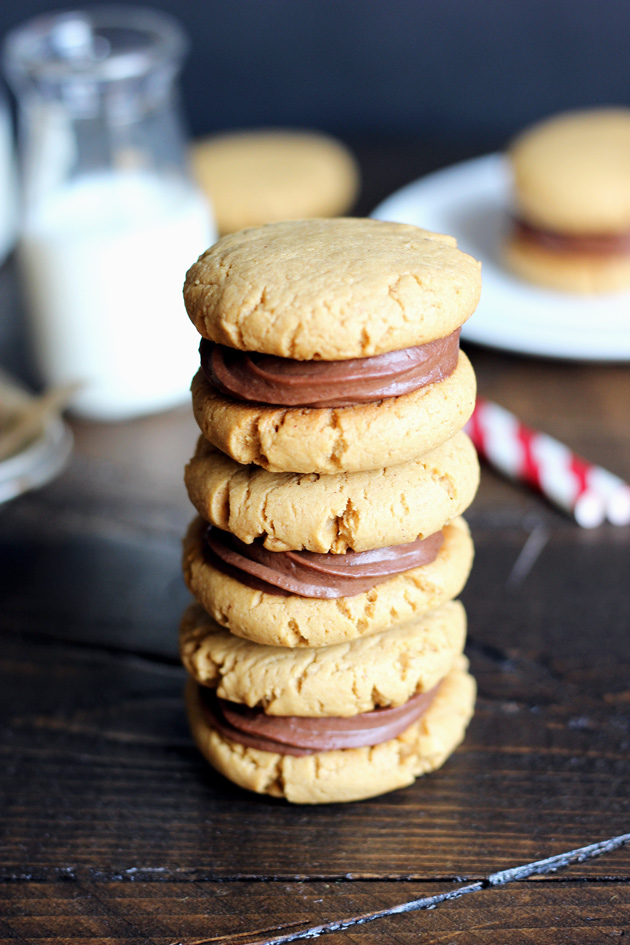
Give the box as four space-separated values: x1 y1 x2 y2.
465 398 630 528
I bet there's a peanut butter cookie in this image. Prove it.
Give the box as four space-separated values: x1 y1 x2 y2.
185 656 476 804
182 515 473 647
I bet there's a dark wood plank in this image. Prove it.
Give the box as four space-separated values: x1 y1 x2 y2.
0 529 187 659
2 627 629 879
2 879 630 945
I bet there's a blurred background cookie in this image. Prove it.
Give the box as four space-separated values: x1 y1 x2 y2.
504 108 630 293
190 129 359 235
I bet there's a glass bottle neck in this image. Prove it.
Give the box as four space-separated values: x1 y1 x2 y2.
4 8 193 214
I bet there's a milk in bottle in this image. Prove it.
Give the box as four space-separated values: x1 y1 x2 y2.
4 8 215 419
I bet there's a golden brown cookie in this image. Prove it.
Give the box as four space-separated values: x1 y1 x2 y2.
182 515 473 647
190 130 360 235
505 108 630 293
184 219 481 360
503 236 630 294
509 108 630 233
180 599 466 716
184 430 479 552
190 350 476 475
185 656 476 804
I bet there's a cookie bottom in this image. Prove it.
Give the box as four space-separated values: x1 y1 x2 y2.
504 235 630 294
185 656 476 804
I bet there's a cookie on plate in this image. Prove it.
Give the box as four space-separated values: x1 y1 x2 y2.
185 654 476 804
184 430 479 552
184 219 480 473
182 515 474 647
505 108 630 293
190 129 359 235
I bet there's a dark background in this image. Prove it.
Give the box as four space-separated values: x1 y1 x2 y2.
1 0 630 151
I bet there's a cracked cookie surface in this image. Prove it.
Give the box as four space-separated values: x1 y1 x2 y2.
184 218 481 360
180 599 466 716
185 656 476 803
182 516 473 647
184 430 479 552
190 350 476 474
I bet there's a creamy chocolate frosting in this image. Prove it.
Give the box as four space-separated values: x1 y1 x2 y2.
514 218 630 255
200 330 460 408
205 527 444 599
200 684 439 755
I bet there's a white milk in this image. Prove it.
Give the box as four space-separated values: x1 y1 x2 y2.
19 171 215 420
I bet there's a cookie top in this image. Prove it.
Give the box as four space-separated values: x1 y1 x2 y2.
509 108 630 233
190 129 360 235
184 430 479 552
184 218 481 360
181 599 465 717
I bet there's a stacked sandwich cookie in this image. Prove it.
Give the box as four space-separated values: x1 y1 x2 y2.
180 218 481 804
505 108 630 293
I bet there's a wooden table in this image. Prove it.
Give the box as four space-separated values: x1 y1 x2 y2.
1 142 629 943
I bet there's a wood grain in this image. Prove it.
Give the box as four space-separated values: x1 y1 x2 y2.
2 881 630 945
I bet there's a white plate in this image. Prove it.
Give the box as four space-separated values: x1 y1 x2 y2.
372 153 630 360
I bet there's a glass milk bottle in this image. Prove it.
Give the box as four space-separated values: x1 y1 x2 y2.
3 7 216 420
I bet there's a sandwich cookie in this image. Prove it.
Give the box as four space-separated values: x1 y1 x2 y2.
180 599 467 716
190 350 475 474
505 108 630 293
184 219 480 473
182 515 474 647
184 430 480 553
185 655 476 804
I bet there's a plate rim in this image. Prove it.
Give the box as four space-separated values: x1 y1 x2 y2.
371 152 630 362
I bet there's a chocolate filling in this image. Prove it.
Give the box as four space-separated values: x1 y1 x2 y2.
200 330 460 408
513 217 630 255
199 684 439 755
204 526 444 599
